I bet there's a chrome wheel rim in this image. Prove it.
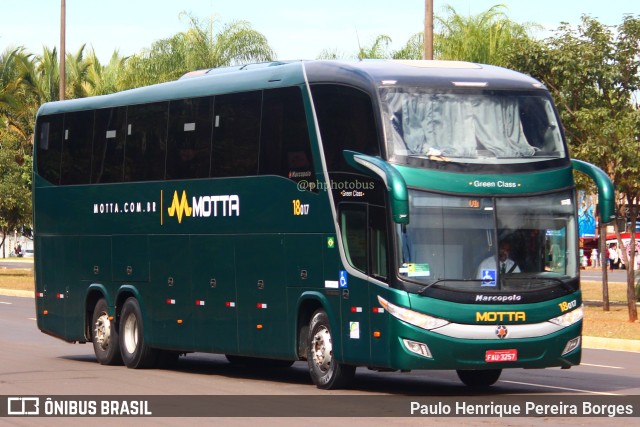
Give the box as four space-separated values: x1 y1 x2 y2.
311 326 332 373
123 313 138 354
94 313 111 350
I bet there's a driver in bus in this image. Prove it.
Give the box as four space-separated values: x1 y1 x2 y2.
476 240 520 279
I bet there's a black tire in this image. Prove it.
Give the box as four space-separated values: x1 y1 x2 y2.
119 297 158 369
225 355 294 369
456 369 502 387
91 298 123 365
307 309 355 389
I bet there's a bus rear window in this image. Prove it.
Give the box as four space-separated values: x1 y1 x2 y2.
36 114 64 184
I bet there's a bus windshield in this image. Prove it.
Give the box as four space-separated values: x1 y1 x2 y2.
397 189 578 293
381 88 566 163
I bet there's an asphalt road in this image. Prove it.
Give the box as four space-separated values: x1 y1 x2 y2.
0 294 638 426
581 268 631 284
0 259 33 270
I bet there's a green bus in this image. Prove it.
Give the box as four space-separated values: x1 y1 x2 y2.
33 60 614 389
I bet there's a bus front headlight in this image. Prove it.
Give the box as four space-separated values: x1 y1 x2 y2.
377 296 449 330
548 305 584 327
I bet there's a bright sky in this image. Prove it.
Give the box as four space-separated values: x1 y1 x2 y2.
1 0 636 63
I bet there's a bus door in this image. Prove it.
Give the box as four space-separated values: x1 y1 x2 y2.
310 82 391 366
337 199 390 367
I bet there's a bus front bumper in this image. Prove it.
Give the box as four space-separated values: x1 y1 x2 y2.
387 319 582 371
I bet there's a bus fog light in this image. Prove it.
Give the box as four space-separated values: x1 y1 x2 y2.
403 339 432 358
562 336 581 356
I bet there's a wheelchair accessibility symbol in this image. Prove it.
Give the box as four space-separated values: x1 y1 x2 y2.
339 271 348 288
481 269 497 287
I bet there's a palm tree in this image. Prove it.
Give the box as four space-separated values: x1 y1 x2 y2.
85 48 127 96
65 45 93 99
0 47 39 154
358 35 393 59
434 4 536 65
0 48 23 134
33 47 60 103
122 13 275 88
393 33 424 60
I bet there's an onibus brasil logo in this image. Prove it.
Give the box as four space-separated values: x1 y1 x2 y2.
165 190 240 224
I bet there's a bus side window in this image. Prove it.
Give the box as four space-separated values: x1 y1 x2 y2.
166 97 213 180
369 205 388 281
124 102 168 182
61 110 93 185
311 84 380 172
260 87 315 186
211 91 261 178
92 106 127 183
341 204 368 273
340 203 389 281
36 113 64 185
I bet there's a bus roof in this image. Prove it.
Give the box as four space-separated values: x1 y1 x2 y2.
37 60 547 116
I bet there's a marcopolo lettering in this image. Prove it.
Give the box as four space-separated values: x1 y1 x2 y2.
475 294 522 303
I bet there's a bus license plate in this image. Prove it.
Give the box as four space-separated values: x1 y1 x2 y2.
485 349 518 362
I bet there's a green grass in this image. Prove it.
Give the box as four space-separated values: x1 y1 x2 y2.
2 268 638 340
0 267 34 290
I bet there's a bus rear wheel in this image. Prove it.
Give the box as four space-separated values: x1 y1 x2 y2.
119 297 158 369
456 369 502 387
307 309 355 389
91 298 122 365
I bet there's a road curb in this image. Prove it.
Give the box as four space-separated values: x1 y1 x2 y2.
582 336 640 353
0 289 33 298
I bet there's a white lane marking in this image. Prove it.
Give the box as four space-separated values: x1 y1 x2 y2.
500 380 623 396
0 301 12 305
581 363 624 370
28 318 37 321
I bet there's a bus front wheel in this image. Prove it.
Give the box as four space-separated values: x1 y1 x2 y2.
307 309 355 389
119 297 158 369
456 369 502 387
91 298 122 365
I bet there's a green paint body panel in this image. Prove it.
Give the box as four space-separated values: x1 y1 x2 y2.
34 175 338 359
394 164 575 195
407 292 582 325
33 60 610 380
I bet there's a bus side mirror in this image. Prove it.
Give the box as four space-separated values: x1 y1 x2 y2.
571 159 615 224
343 150 409 224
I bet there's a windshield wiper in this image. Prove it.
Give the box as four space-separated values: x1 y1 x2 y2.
418 278 481 295
417 275 574 296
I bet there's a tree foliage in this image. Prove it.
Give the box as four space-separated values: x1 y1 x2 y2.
121 13 274 88
434 4 537 65
0 137 31 256
326 5 535 62
506 15 640 321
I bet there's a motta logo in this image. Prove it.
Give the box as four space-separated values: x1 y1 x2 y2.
167 191 192 223
166 190 240 224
